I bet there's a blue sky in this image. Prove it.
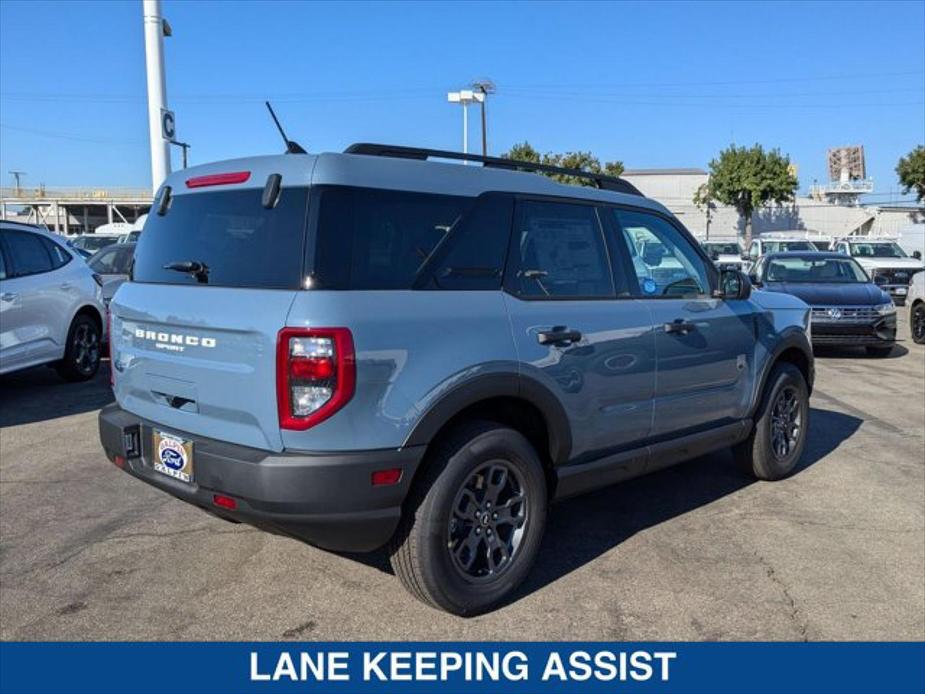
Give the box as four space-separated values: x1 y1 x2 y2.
1 0 923 200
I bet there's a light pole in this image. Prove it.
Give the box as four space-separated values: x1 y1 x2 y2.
447 90 483 163
471 80 495 156
143 0 172 193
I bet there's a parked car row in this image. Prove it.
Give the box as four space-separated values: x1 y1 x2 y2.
701 234 924 351
0 221 106 380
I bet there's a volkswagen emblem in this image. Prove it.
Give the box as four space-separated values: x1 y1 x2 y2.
826 307 842 320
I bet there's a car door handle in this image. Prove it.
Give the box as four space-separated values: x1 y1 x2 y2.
60 282 72 290
1 292 16 301
663 319 697 334
537 326 582 345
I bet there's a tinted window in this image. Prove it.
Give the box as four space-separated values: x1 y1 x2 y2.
41 237 71 269
3 230 54 276
611 209 711 297
0 247 6 279
133 188 309 289
425 194 513 290
506 200 613 298
312 186 471 290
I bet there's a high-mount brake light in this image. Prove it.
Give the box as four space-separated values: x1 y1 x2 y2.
185 171 251 188
277 328 355 431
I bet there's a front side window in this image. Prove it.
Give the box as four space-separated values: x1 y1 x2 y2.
505 200 613 299
749 241 760 258
2 230 54 276
611 209 711 297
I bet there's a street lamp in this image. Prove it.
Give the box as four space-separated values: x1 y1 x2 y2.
447 89 484 163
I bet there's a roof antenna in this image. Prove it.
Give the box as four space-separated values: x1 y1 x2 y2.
265 101 306 154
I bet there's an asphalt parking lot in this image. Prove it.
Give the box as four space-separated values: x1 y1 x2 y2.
1 313 923 641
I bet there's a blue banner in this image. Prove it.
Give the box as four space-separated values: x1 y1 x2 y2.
1 642 923 694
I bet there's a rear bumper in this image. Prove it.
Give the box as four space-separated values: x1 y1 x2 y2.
98 403 424 552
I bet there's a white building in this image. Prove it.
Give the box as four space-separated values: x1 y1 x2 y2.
622 168 924 254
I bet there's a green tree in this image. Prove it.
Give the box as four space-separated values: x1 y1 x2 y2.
695 144 798 247
501 141 623 187
896 145 925 202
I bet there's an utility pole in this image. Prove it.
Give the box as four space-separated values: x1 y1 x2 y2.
8 171 26 195
143 0 172 193
471 80 495 156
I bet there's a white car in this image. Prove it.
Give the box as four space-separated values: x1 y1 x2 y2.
908 270 925 345
833 238 925 306
701 240 747 271
0 222 107 380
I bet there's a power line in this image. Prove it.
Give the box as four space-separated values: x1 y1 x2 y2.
0 122 146 146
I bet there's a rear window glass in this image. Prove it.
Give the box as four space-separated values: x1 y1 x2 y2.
132 188 309 289
311 186 473 289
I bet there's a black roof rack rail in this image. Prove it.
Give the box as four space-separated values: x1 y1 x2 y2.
343 143 643 197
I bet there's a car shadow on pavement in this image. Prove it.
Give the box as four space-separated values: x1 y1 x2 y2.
355 406 864 607
510 406 863 606
0 361 114 428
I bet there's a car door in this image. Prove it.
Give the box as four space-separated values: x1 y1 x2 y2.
502 198 656 462
607 207 758 438
0 229 73 370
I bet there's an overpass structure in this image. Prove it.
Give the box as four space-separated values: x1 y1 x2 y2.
0 186 152 234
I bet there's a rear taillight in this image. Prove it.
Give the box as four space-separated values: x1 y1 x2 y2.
276 328 355 430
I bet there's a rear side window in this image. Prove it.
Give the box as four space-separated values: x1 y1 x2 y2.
505 200 614 299
3 229 54 276
132 188 309 289
43 238 71 269
311 186 472 290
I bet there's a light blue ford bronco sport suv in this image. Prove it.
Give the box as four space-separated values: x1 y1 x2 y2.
99 143 813 615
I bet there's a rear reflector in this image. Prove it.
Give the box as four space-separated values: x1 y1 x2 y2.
186 171 251 188
113 455 126 469
212 494 237 510
371 468 402 486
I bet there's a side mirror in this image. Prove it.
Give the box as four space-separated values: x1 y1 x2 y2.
748 273 761 286
718 269 752 300
914 250 922 260
741 254 753 262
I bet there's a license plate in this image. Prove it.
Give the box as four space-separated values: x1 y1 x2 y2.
152 430 194 483
895 287 907 295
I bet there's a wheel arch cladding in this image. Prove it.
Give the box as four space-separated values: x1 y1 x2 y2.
752 331 814 418
403 372 572 468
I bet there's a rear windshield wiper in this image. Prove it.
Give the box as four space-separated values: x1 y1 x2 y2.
163 260 210 284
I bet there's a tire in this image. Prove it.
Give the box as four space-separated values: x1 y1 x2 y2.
733 362 809 481
389 421 547 616
912 303 925 345
865 345 894 357
55 313 102 382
